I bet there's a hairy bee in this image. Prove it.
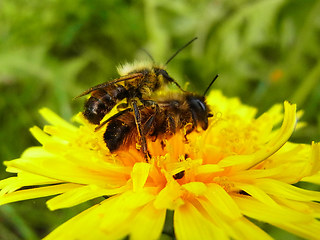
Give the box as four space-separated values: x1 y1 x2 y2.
98 75 218 161
76 38 197 125
102 91 213 154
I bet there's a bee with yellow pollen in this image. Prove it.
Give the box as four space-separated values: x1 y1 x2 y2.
1 88 320 239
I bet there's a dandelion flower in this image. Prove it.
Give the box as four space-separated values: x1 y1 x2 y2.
1 90 320 240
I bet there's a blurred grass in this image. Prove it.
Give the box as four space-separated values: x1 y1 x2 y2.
0 0 319 239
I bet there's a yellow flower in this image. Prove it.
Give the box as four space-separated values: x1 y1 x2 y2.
1 90 320 240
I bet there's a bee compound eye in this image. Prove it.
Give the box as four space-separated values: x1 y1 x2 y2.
197 100 207 112
189 98 207 113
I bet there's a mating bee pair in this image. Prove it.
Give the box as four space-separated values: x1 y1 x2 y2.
76 38 216 161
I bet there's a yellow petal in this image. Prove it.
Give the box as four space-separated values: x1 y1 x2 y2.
174 202 228 240
205 183 242 219
45 191 155 240
44 125 76 142
274 197 320 218
236 195 320 240
235 195 313 222
181 182 207 196
20 146 53 159
277 220 320 240
29 126 51 145
39 108 77 130
47 185 128 210
0 173 60 196
303 142 320 176
255 178 320 202
195 164 224 175
130 202 166 240
235 183 278 207
219 101 296 170
0 183 81 205
99 191 154 231
44 199 119 240
154 181 184 210
198 196 272 240
231 217 273 240
5 155 128 188
131 162 150 192
301 173 320 185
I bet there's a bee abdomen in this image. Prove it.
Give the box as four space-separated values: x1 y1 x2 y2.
104 120 131 152
83 86 129 125
83 96 115 124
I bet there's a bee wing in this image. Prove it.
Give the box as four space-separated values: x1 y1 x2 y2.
74 73 144 99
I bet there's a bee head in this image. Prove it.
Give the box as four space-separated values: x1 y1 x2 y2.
186 95 211 130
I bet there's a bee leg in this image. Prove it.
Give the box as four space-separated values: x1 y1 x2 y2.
142 103 159 135
166 114 176 137
96 103 148 131
183 107 200 141
95 107 132 131
184 124 195 143
130 99 151 162
117 102 129 111
160 140 166 150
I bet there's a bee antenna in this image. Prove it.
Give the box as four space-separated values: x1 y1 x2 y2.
165 37 198 66
203 74 219 96
140 48 155 63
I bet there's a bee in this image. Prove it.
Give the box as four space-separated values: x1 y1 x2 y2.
76 38 197 125
101 75 218 160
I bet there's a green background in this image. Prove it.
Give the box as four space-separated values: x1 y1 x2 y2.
0 0 319 239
